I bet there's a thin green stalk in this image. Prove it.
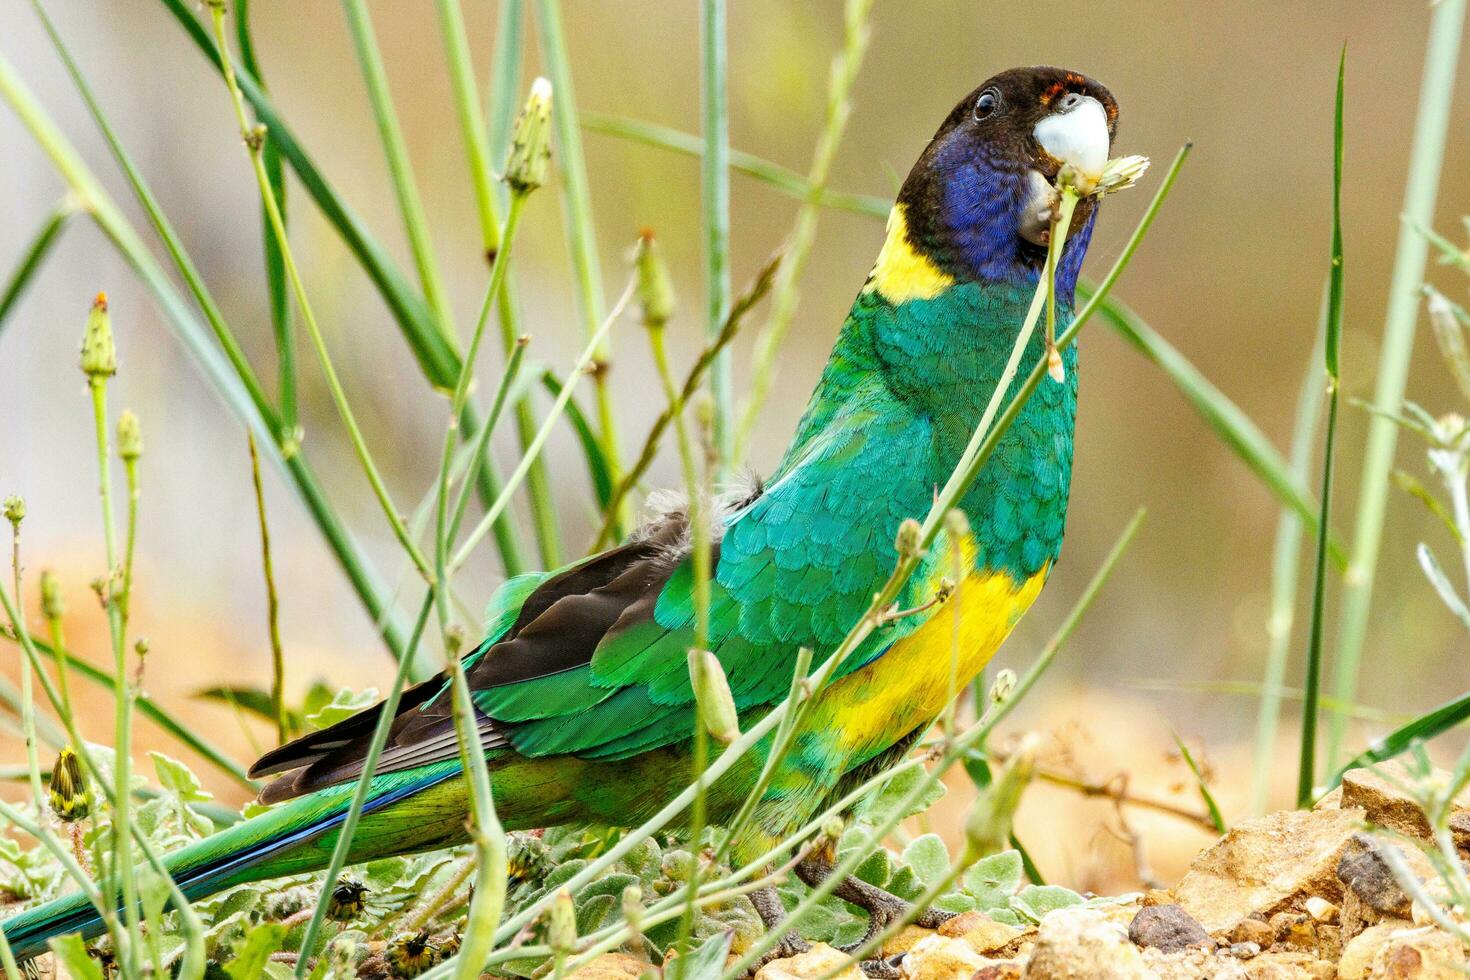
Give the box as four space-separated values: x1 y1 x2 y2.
438 0 559 568
154 0 529 582
592 254 780 549
647 320 714 963
534 0 623 516
436 0 499 258
0 199 73 338
424 125 539 976
451 282 634 572
234 0 294 435
340 0 455 342
735 0 874 460
486 0 525 165
701 0 733 471
86 361 141 976
294 594 434 976
1251 326 1326 815
7 18 417 663
1298 49 1347 807
1328 0 1465 766
581 112 890 219
448 340 530 559
211 4 435 585
7 517 43 816
247 433 289 745
1089 289 1341 564
0 630 253 788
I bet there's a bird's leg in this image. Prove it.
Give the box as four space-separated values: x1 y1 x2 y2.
795 851 954 962
745 884 811 975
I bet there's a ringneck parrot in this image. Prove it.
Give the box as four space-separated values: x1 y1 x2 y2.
4 65 1118 965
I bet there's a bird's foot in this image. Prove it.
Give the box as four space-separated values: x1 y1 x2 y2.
740 931 812 978
794 852 957 956
744 884 813 977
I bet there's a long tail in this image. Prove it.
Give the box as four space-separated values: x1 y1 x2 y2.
3 765 461 961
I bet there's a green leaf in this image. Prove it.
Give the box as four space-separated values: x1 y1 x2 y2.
1169 731 1227 834
1011 884 1084 924
575 893 616 934
962 850 1024 910
901 833 951 887
853 848 891 888
150 750 214 804
934 892 976 914
225 922 289 980
305 688 378 729
48 934 104 980
886 865 924 902
862 765 946 823
672 930 733 979
575 872 639 905
1418 543 1470 629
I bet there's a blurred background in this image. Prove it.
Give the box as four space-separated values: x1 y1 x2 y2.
3 1 1469 894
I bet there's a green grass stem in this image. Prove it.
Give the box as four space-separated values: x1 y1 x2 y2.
1297 49 1346 807
1328 0 1466 766
734 0 875 461
701 0 733 471
0 199 73 339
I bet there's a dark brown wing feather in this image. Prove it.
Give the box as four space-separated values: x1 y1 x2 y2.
250 516 692 803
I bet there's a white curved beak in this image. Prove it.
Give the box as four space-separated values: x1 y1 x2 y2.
1033 93 1110 180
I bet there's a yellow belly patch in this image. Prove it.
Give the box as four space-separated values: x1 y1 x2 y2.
817 566 1048 754
865 205 954 303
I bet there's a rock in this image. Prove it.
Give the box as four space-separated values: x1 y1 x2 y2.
1169 806 1365 933
754 943 863 980
1021 908 1152 979
1126 904 1211 952
881 925 936 959
1241 950 1336 978
1337 834 1435 940
1304 896 1338 923
1447 811 1470 852
936 910 1024 955
972 965 1023 980
1224 942 1261 958
564 953 652 978
1139 946 1246 979
1340 763 1470 842
1338 923 1468 979
1227 917 1275 948
1267 911 1316 951
896 935 984 978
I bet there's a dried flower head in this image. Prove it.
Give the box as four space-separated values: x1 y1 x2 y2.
326 877 368 922
385 929 436 978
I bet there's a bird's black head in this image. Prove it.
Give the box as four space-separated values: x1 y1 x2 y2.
893 66 1119 291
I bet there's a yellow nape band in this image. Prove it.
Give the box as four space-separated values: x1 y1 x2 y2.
865 205 954 304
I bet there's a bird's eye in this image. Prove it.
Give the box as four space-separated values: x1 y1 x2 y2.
974 88 1001 119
